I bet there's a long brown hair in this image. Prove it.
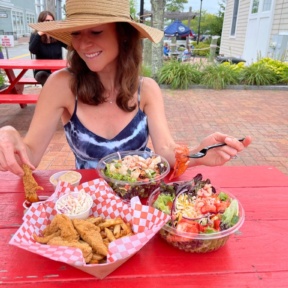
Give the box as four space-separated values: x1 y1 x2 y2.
67 22 143 112
35 11 58 43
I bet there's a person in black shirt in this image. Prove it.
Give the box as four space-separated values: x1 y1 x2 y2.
29 11 67 86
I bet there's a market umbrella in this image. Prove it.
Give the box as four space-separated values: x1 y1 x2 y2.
164 19 191 37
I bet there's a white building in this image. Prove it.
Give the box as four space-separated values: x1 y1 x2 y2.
220 0 288 63
0 0 63 39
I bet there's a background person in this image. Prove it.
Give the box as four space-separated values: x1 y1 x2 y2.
0 0 251 177
29 11 67 86
163 42 170 60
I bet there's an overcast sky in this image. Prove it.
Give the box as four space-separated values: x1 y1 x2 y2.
137 0 223 15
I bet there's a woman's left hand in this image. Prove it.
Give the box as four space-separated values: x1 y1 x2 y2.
192 132 252 167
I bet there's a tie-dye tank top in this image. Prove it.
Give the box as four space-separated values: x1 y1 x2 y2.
63 81 149 169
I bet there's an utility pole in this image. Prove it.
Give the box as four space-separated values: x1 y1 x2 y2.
197 0 203 45
140 0 144 23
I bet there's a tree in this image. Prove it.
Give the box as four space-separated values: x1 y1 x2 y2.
207 1 225 37
149 0 193 77
130 0 137 20
166 0 188 12
150 0 166 77
187 1 225 36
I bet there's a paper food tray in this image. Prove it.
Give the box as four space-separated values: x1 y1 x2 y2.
10 178 170 279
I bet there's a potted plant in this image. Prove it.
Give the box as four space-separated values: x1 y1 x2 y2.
0 46 6 90
0 45 4 59
0 72 5 90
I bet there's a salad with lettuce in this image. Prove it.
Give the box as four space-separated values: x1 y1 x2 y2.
102 154 167 182
152 174 240 237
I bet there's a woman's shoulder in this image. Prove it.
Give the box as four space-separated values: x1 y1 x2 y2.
140 77 163 105
48 68 72 81
141 77 161 93
39 68 75 106
42 68 73 93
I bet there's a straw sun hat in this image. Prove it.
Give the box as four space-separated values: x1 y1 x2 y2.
29 0 164 46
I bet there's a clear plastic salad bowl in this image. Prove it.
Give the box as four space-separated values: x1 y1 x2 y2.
148 176 245 253
97 150 170 202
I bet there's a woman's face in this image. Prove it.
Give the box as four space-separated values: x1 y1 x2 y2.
44 15 54 22
71 23 119 73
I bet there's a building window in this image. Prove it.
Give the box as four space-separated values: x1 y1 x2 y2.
251 0 259 13
230 0 239 36
262 0 272 11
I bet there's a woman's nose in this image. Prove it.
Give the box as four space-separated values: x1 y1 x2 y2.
78 35 93 48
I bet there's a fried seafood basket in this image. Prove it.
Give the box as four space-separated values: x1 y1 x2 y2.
10 178 170 279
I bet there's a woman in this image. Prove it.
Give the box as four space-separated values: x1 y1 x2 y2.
29 10 67 86
0 0 251 177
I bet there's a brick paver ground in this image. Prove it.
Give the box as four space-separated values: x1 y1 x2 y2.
0 85 287 175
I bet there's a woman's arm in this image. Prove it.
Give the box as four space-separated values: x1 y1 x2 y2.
141 77 180 166
29 33 43 54
142 77 252 168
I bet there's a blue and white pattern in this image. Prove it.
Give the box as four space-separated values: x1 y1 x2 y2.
64 83 149 169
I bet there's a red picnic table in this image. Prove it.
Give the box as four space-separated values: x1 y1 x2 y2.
0 165 288 287
0 59 67 106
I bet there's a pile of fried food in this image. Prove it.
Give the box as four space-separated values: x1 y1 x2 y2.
33 214 134 264
22 164 43 203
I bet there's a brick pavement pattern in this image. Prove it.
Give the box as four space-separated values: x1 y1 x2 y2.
0 86 287 175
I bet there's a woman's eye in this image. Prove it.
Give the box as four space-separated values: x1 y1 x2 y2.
91 31 102 35
71 31 80 37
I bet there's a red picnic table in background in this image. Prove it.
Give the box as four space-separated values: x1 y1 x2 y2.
0 165 288 287
0 59 66 106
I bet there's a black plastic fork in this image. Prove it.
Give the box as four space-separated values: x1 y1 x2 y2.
187 138 245 158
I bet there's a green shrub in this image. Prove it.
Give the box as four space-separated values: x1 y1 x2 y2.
193 42 210 57
141 65 152 77
0 73 5 88
157 60 202 89
200 62 240 89
239 61 278 86
257 57 288 84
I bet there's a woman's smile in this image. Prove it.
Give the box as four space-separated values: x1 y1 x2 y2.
84 51 102 59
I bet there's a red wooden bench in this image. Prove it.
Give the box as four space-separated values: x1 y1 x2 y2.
0 94 39 104
18 77 39 85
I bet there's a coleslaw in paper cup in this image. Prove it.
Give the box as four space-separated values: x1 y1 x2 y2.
9 179 170 279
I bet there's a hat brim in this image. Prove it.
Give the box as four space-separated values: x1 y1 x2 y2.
29 17 163 46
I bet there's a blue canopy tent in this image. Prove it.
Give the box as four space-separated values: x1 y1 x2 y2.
164 20 191 37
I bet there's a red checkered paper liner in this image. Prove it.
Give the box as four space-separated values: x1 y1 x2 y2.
9 178 170 279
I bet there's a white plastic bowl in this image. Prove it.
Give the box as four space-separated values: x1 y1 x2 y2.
49 171 82 188
55 191 93 220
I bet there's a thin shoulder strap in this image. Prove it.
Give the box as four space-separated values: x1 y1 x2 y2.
71 94 78 116
137 77 143 106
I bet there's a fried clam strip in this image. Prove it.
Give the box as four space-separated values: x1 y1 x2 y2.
48 237 93 263
72 219 108 256
22 164 43 202
89 253 106 264
42 214 79 242
33 231 61 244
85 216 104 226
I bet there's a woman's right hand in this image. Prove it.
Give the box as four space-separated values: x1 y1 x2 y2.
0 126 34 176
